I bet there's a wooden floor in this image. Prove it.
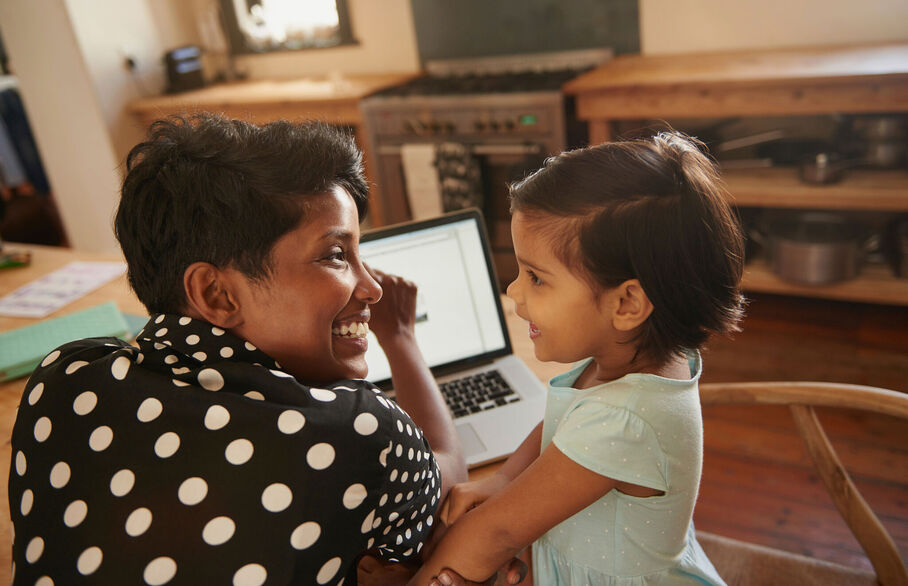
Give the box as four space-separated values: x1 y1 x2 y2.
694 292 908 572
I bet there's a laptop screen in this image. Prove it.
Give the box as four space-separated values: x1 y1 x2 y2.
359 210 511 387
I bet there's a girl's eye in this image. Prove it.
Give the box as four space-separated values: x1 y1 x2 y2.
527 270 543 286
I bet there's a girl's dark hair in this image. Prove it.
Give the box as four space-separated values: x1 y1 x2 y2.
115 113 368 314
509 131 746 366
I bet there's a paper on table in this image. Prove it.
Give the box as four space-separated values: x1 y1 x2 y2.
0 261 127 318
400 143 444 220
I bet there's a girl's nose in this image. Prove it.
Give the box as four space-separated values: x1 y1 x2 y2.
356 266 383 304
506 278 520 302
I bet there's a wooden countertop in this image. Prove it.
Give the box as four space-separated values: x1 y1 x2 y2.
128 72 419 124
0 243 554 578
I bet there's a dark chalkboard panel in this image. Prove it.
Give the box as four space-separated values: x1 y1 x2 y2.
409 0 639 62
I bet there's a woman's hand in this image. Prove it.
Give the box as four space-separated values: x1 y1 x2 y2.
439 473 511 526
365 266 418 344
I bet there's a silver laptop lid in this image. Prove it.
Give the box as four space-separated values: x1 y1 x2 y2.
359 209 512 388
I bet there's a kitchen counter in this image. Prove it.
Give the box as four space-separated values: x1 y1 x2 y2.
128 73 419 226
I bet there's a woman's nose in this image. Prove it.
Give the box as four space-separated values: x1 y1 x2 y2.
356 265 383 304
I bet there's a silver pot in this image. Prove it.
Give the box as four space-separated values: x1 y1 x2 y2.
759 212 873 285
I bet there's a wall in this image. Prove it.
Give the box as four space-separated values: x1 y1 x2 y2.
640 0 908 55
232 0 420 78
0 0 125 252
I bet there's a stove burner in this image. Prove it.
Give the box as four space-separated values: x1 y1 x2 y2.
370 68 590 97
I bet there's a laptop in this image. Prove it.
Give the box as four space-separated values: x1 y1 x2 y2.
360 209 547 468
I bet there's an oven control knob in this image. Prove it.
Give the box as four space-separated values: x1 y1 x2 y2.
489 120 500 132
474 120 486 132
504 119 516 131
443 122 456 134
429 121 441 134
404 119 423 134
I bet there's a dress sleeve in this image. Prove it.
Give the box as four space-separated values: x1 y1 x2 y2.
334 382 442 562
551 397 668 492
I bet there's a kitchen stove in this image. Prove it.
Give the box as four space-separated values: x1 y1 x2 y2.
360 48 613 287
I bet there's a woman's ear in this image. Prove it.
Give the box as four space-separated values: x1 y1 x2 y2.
183 262 244 328
611 279 654 332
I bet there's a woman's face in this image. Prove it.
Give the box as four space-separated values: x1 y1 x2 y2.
229 186 382 383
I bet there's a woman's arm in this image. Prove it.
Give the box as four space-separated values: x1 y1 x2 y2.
408 442 621 585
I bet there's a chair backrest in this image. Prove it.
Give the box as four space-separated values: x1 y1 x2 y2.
699 381 908 586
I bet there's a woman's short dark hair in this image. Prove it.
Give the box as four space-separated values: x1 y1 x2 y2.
115 113 369 314
509 131 746 366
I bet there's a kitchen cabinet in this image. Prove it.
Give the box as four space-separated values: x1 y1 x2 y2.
128 73 418 227
564 42 908 306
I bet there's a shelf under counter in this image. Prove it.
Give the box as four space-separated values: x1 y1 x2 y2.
722 167 908 211
742 258 907 306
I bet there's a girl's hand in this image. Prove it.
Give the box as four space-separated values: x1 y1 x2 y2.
429 558 529 586
440 473 511 526
366 266 418 343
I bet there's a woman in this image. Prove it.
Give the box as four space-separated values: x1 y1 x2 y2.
9 115 467 585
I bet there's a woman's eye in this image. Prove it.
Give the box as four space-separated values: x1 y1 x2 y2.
325 249 347 263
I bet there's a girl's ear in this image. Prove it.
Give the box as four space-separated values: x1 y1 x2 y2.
183 262 245 328
611 279 654 331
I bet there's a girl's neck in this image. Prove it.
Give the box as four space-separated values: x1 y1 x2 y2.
574 351 690 389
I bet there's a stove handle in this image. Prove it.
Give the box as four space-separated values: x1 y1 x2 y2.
377 144 543 156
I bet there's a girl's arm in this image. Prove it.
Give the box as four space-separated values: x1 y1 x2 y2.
408 442 621 585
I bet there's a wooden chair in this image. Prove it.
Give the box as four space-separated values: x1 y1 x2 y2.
696 382 908 586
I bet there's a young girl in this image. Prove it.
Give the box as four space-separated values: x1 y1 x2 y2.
409 132 744 586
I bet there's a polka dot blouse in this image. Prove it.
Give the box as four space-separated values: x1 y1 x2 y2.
9 314 441 585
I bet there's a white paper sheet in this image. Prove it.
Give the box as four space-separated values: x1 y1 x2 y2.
0 261 127 318
400 143 444 220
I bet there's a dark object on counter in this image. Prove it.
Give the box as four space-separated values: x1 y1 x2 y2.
164 46 205 93
762 211 872 285
798 153 857 185
882 215 908 278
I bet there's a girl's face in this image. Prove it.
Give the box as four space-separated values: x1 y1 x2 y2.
228 187 382 383
506 211 619 364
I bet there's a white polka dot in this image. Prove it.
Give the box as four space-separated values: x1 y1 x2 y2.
137 398 163 422
136 353 145 364
396 420 403 433
220 346 234 358
20 489 33 516
353 413 378 435
179 317 191 325
27 382 44 405
401 471 409 483
89 426 114 452
15 451 26 476
154 343 166 350
110 469 135 497
65 360 89 374
225 439 254 465
155 328 168 337
155 315 165 324
186 334 200 345
310 388 336 402
34 417 52 442
192 351 207 361
202 516 235 546
171 367 190 375
343 484 367 509
316 557 342 584
111 356 131 380
261 483 292 512
244 391 265 401
204 405 230 430
198 368 224 391
277 410 305 434
172 379 189 387
26 536 44 563
290 522 321 550
178 477 208 505
212 326 225 336
244 341 256 351
164 355 178 365
408 448 414 460
41 349 61 367
306 443 335 470
64 500 88 527
125 507 153 536
73 391 98 415
233 563 267 586
144 556 177 585
77 546 103 575
270 369 293 378
155 432 180 458
35 577 52 586
50 461 71 488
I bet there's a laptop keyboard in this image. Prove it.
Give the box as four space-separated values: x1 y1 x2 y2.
440 370 521 419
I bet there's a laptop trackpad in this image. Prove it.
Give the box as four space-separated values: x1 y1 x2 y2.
456 423 486 459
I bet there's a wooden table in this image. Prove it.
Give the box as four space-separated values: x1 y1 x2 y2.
128 73 418 227
0 243 557 578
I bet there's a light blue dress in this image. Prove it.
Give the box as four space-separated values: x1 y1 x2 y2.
531 353 726 585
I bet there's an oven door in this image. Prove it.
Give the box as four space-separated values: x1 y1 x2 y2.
374 141 546 288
